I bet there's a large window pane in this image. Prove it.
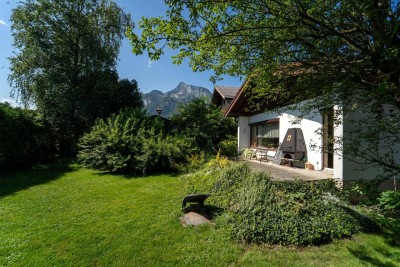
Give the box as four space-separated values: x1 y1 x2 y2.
249 120 279 148
260 122 279 148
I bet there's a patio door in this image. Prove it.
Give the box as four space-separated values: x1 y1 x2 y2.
323 108 334 169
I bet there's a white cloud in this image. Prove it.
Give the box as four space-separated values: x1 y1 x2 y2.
147 60 153 68
0 20 7 26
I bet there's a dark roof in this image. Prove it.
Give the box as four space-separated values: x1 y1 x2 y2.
224 78 281 117
212 85 240 106
214 86 240 99
223 78 252 117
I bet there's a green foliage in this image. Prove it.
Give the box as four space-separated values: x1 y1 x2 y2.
240 148 253 159
9 0 134 154
129 0 400 179
207 153 231 170
349 179 384 204
232 177 373 245
0 103 55 170
182 163 376 245
174 152 206 173
378 191 400 215
2 165 398 266
78 108 194 174
129 0 399 105
217 137 237 158
171 98 236 153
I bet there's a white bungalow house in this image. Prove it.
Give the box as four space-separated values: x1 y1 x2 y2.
218 78 399 189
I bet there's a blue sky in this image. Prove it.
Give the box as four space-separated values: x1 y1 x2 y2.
0 0 242 105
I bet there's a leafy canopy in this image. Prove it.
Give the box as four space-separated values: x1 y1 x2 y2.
9 0 134 153
128 0 400 107
129 0 400 179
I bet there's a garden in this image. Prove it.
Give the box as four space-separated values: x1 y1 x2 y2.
1 1 400 265
0 160 399 266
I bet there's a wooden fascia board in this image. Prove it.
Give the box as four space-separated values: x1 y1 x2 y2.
224 78 251 117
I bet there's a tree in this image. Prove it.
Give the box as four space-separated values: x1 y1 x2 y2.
129 0 399 104
110 78 143 115
171 97 237 153
9 0 132 154
128 0 400 179
0 103 55 170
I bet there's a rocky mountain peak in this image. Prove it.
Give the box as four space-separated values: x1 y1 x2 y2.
142 82 212 117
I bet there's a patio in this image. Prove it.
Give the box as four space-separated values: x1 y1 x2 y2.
243 159 334 181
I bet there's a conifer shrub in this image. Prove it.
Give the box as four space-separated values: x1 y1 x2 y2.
182 163 377 245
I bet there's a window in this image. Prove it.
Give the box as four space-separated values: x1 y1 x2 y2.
250 120 279 148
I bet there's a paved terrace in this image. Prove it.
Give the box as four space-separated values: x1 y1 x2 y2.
242 159 334 181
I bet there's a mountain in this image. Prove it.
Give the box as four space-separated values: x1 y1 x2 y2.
142 82 212 117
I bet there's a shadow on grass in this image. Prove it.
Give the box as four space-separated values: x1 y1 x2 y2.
377 215 400 249
0 159 76 198
93 169 181 179
347 213 400 266
348 244 398 267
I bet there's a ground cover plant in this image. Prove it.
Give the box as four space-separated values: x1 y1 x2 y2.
182 163 378 246
1 161 399 266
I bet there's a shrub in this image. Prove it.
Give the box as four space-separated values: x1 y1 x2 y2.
182 163 376 246
217 137 237 157
171 98 236 154
78 108 195 175
240 148 253 159
378 191 400 215
349 178 383 204
0 103 55 170
174 152 206 173
232 176 372 245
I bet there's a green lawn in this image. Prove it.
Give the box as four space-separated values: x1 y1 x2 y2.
0 162 399 266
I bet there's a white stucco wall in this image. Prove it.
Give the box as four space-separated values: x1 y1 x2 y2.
235 98 399 186
341 106 388 182
333 105 344 181
279 110 324 171
244 106 325 171
237 116 250 152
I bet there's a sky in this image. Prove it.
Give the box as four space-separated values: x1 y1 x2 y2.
0 0 243 106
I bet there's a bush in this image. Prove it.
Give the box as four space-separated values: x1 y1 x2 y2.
78 108 195 174
182 163 376 246
217 137 238 157
349 178 383 204
232 176 372 245
0 103 55 170
174 152 206 173
378 191 400 215
171 98 236 154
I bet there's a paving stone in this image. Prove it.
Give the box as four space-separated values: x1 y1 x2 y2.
181 211 211 226
242 159 333 180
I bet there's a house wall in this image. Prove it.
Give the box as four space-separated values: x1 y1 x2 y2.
333 105 344 181
246 106 325 171
340 105 400 187
235 97 399 188
237 116 250 152
279 111 324 171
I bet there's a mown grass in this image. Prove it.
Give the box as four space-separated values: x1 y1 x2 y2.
0 162 399 266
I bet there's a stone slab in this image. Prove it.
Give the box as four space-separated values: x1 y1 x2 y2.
181 211 211 226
